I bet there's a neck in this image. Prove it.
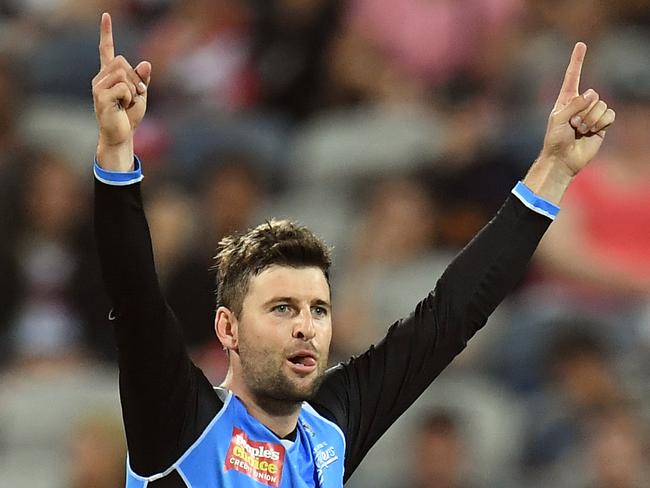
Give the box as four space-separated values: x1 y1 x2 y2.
221 371 301 438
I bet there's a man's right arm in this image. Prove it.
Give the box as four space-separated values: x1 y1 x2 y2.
92 13 221 477
94 174 205 476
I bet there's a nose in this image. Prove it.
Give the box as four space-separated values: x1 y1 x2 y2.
292 308 316 341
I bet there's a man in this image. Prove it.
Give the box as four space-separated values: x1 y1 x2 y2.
92 12 614 488
408 410 473 488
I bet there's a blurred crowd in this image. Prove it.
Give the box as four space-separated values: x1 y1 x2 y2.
0 0 649 486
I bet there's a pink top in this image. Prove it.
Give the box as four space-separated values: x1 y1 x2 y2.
347 0 524 82
565 159 650 279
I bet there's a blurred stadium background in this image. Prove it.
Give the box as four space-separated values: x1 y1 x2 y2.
1 0 650 486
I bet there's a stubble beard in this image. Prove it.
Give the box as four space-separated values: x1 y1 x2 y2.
238 341 327 414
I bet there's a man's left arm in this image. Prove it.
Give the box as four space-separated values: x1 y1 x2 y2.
311 42 616 480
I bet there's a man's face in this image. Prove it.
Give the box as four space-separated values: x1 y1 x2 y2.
235 265 332 404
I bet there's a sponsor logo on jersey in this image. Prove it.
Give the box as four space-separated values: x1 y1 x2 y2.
225 427 285 487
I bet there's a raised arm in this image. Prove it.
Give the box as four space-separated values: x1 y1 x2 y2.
312 43 616 479
92 13 218 477
93 12 150 173
93 12 158 310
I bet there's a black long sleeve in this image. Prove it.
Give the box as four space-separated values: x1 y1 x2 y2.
94 180 220 476
310 195 552 481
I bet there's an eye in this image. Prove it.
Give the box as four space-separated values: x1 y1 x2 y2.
311 306 328 318
271 304 290 314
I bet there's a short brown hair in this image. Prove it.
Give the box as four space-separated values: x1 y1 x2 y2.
214 219 332 316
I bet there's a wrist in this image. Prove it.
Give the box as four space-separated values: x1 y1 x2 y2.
96 138 134 172
522 156 575 206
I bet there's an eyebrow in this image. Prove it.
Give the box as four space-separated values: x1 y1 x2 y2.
264 297 332 309
312 299 332 310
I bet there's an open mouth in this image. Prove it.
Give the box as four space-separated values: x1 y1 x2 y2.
288 353 317 367
287 351 318 373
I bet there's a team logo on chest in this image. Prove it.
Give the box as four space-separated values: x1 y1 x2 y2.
314 440 339 483
224 427 286 487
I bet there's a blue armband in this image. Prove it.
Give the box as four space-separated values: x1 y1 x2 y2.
511 181 560 220
93 156 144 185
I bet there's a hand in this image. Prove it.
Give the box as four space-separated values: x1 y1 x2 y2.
540 42 615 177
92 12 151 170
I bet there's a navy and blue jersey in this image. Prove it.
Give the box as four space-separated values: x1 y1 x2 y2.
126 392 345 487
94 176 553 487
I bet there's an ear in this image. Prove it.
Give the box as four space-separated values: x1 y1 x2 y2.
215 306 239 353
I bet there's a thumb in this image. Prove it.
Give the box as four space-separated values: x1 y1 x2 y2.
553 90 597 124
134 61 152 88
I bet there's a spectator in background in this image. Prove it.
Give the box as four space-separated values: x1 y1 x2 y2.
0 54 32 359
251 0 344 121
69 412 126 488
529 404 650 488
0 54 28 170
139 0 256 111
343 0 524 87
332 176 450 359
0 351 120 487
145 184 197 286
0 147 111 363
580 407 650 488
536 83 650 301
20 0 139 98
8 153 87 364
504 0 612 107
494 0 617 166
407 411 476 488
614 0 650 26
388 409 475 488
164 155 264 383
523 326 630 484
0 53 30 239
1 0 126 22
326 24 430 107
502 71 650 396
0 149 120 487
419 81 522 248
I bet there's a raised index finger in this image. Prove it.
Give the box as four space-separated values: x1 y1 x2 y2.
99 12 115 70
555 42 587 108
